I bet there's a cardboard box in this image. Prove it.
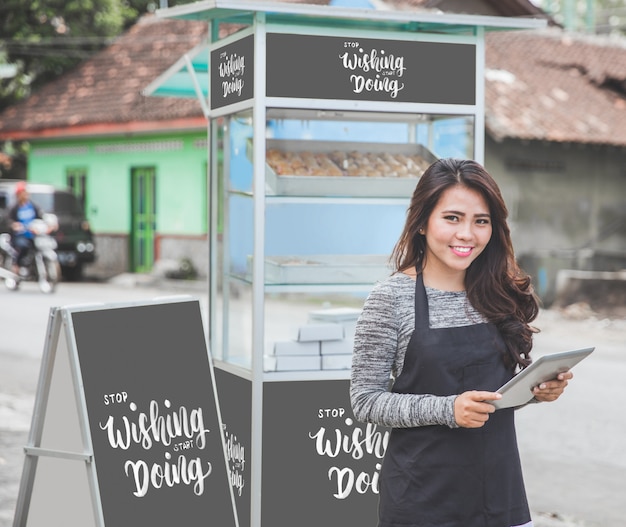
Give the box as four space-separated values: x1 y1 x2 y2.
265 355 321 372
320 338 354 356
322 354 353 370
308 307 362 323
272 340 320 356
296 323 344 342
309 307 361 340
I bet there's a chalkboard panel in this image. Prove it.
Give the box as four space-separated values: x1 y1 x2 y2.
214 368 252 527
211 34 254 109
71 301 236 527
267 33 476 105
262 379 389 526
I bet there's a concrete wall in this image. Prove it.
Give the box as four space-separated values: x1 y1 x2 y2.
157 235 209 279
85 233 209 280
485 137 626 304
87 234 128 279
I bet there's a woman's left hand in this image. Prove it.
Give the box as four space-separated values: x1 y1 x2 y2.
532 371 573 402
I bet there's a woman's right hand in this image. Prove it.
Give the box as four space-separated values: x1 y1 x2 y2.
454 391 502 428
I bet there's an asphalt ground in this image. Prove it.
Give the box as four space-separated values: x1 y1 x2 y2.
0 276 624 527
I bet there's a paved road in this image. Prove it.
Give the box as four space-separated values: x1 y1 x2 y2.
0 275 200 527
0 277 624 527
515 309 626 527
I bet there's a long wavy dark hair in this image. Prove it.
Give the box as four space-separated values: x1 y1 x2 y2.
391 158 539 370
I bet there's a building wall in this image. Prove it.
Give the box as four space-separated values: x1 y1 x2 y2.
24 130 626 295
93 234 129 277
485 137 626 304
27 130 209 277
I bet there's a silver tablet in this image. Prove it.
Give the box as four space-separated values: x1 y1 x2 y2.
492 347 595 410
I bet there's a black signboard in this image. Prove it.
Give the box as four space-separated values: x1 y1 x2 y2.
211 34 254 109
266 33 475 105
262 379 389 527
214 368 252 527
71 301 236 526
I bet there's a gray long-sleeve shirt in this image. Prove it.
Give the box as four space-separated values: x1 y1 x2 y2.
350 273 488 429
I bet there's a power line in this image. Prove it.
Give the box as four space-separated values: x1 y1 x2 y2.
0 33 200 46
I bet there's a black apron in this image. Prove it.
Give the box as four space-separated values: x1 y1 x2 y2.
378 275 530 527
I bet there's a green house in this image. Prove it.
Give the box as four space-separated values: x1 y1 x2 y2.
0 16 210 277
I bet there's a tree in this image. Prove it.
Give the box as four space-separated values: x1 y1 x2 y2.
533 0 626 35
0 0 195 111
0 0 196 178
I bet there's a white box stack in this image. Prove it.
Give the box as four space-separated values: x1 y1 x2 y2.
264 309 363 372
309 307 362 370
265 323 344 372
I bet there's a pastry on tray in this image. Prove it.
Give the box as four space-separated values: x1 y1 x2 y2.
266 147 430 178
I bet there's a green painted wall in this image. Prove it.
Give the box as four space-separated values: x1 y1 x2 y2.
27 131 208 236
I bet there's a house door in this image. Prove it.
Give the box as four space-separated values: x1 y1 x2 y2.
130 167 156 273
66 168 88 212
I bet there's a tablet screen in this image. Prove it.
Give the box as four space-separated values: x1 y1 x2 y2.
492 347 594 410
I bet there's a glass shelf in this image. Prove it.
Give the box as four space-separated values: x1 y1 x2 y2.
213 107 475 372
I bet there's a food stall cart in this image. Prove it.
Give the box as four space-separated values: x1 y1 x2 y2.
146 2 545 526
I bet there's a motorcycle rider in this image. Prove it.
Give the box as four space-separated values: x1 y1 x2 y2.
9 182 45 276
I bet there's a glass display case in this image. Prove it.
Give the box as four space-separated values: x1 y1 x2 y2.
213 109 475 372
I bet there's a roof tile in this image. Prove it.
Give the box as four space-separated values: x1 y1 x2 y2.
485 29 626 145
2 14 626 147
0 15 207 135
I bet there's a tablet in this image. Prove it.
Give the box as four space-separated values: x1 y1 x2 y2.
492 347 594 410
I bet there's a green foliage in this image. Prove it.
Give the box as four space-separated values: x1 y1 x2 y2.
535 0 626 35
0 0 196 111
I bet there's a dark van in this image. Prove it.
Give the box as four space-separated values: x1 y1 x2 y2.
0 180 96 280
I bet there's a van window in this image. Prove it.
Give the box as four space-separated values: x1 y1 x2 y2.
53 191 83 214
30 191 82 215
29 192 54 213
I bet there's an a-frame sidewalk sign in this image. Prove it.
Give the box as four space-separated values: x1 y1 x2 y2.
12 297 238 527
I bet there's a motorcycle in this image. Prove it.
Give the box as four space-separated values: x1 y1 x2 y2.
0 214 61 293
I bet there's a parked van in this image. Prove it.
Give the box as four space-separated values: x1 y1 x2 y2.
0 180 96 280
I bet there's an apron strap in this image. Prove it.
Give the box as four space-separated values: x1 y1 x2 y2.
414 273 430 331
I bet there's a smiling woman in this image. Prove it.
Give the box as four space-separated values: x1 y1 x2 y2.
350 158 574 527
420 184 493 291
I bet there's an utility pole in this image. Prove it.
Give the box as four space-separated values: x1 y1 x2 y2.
561 0 597 33
562 0 576 31
585 0 596 33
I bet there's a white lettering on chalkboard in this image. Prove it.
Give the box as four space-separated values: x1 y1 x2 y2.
308 417 389 500
99 398 214 497
219 51 245 99
318 407 345 418
104 391 128 405
339 44 405 99
124 452 212 497
224 428 246 497
99 399 210 450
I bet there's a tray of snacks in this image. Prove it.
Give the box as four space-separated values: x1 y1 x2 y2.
253 139 436 197
246 254 391 285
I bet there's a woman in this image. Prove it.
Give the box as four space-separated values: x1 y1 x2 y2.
350 158 572 527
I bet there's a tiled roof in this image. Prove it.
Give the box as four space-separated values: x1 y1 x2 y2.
485 29 626 145
278 0 553 20
2 11 626 147
387 0 549 19
0 16 208 138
